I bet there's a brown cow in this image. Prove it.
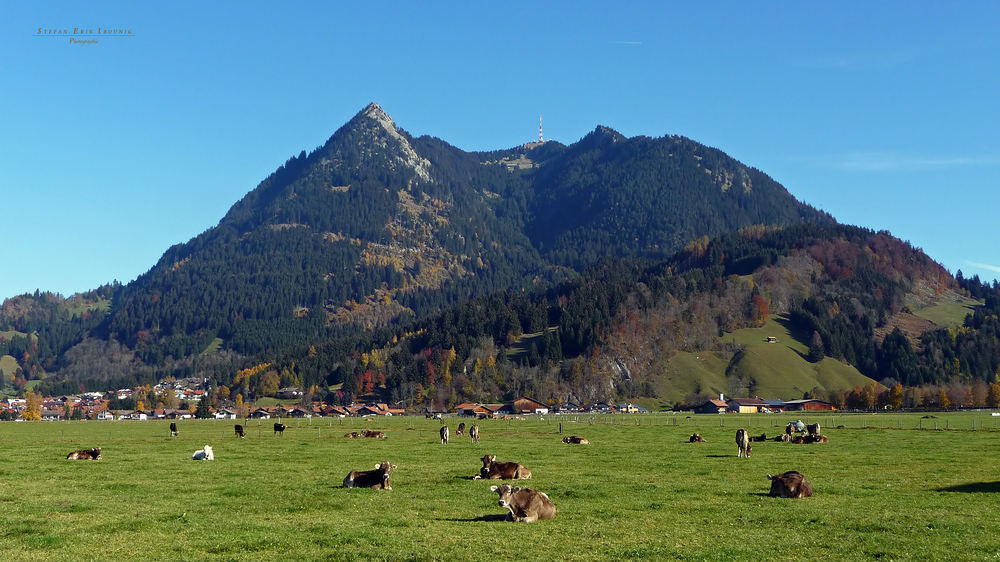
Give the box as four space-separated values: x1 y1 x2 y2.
274 423 287 436
767 471 813 498
66 447 101 460
791 435 806 444
344 432 361 438
562 436 590 445
362 430 387 439
234 424 246 438
169 422 178 437
736 428 752 458
689 433 706 443
457 422 465 436
774 434 790 442
343 461 396 490
469 424 480 443
474 455 532 480
813 435 829 443
490 484 555 523
440 425 449 445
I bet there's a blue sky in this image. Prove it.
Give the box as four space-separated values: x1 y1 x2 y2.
2 2 999 301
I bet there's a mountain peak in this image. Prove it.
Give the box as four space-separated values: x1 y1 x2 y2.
349 103 432 183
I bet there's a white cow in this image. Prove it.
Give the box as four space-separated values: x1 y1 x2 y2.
192 445 214 460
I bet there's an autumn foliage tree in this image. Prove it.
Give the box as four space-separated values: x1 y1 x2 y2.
23 389 42 421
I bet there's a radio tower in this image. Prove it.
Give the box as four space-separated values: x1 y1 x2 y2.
539 114 543 142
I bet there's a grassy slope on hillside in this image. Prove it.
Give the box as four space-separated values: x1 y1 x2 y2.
650 315 874 405
723 316 874 400
0 355 18 378
0 414 999 560
912 294 980 327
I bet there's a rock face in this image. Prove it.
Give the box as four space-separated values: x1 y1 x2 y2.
357 102 432 183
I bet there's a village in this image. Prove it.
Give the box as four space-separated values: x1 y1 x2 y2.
1 372 837 421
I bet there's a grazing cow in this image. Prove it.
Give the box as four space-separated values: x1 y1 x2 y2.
274 423 287 436
344 432 361 438
343 461 396 490
191 445 214 461
469 424 480 443
767 471 813 498
440 425 449 445
562 436 590 445
474 455 532 480
806 423 821 437
490 484 555 523
66 447 101 460
234 424 246 438
736 428 752 458
689 433 706 443
457 422 465 436
169 422 178 437
362 430 387 439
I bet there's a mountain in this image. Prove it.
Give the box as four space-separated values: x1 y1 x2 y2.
10 103 995 409
86 103 825 361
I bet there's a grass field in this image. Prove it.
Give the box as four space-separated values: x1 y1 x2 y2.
2 412 1000 561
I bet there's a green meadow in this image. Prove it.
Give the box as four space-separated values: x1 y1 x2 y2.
1 413 999 561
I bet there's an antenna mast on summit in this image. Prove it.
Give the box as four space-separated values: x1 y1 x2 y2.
539 115 543 142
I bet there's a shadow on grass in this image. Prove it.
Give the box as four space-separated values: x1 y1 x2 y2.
937 482 1000 493
438 514 508 522
706 455 733 458
454 475 480 481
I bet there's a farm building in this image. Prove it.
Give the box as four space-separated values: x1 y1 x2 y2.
784 399 836 411
694 399 728 414
727 397 769 414
513 397 549 415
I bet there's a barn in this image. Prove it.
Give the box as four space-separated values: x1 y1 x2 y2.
784 399 837 411
694 399 728 414
513 397 549 415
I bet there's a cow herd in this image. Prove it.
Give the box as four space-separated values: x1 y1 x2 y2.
690 421 826 499
63 416 819 525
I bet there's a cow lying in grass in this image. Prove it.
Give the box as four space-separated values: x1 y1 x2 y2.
344 432 361 438
749 433 768 442
67 447 101 460
474 455 532 480
689 433 706 443
490 484 555 522
361 430 386 438
343 461 395 490
767 471 813 498
562 435 590 445
191 445 214 461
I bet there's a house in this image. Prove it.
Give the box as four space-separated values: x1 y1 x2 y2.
767 336 778 343
617 403 642 414
512 397 549 415
41 409 63 421
277 387 303 400
727 397 769 414
784 399 836 411
554 402 583 413
694 399 728 414
455 402 480 417
476 404 506 419
97 410 115 421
